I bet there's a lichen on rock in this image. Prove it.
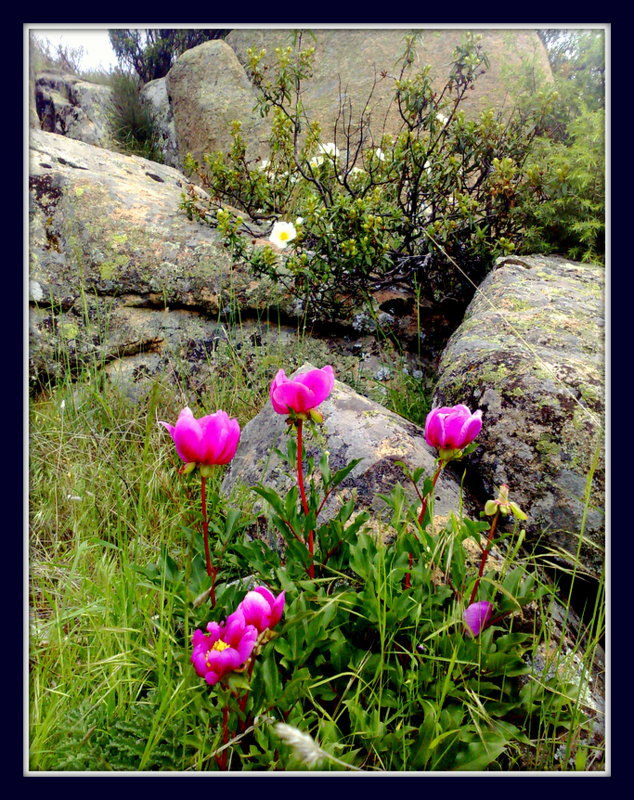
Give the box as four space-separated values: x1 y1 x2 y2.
433 255 605 581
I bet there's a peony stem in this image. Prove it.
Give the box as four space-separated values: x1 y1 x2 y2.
406 462 444 590
296 420 314 579
418 462 444 525
405 552 413 590
469 509 499 606
201 476 216 608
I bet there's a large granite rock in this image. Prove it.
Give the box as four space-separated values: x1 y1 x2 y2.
222 363 477 535
35 72 114 149
432 255 605 581
28 130 290 390
226 29 552 148
140 77 180 169
165 40 267 165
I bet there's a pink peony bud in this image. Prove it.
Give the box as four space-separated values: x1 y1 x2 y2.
159 407 240 467
240 586 285 633
424 404 482 453
270 366 334 416
463 601 493 637
191 607 258 686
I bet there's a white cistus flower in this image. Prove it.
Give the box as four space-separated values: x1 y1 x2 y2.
375 147 386 161
274 723 325 767
318 142 340 159
269 221 297 249
295 216 304 225
257 159 270 171
436 112 448 125
309 155 324 169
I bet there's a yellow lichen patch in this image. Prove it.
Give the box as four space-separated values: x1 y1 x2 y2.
374 436 411 460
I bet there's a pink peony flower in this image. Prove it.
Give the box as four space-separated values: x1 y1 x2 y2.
270 365 335 415
463 601 493 637
424 404 482 452
191 607 258 686
239 586 285 633
159 407 240 467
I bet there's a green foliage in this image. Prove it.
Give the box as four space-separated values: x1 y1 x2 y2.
495 29 605 264
518 106 605 263
41 692 193 771
538 30 605 120
108 70 163 162
183 33 560 324
109 29 231 83
153 424 587 771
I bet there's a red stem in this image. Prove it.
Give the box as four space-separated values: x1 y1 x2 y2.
405 463 444 590
418 462 443 525
297 420 314 578
469 510 499 606
201 476 216 608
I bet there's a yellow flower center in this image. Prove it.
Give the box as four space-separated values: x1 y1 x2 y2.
206 638 230 669
280 231 289 241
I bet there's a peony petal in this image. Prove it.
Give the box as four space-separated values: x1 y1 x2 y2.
206 621 223 643
252 586 276 606
270 370 291 414
158 420 175 437
192 651 208 677
237 627 258 662
206 416 230 464
425 410 447 449
159 420 189 462
297 366 334 408
272 381 314 414
269 590 285 628
457 410 482 448
204 670 220 686
207 647 242 676
463 601 493 636
215 419 240 464
444 412 467 449
173 415 206 463
224 608 247 648
240 591 271 631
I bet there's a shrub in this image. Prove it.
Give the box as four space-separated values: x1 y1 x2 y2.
182 33 558 324
517 106 605 264
501 30 605 263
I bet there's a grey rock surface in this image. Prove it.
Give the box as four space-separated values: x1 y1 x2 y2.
222 363 476 533
28 130 289 390
35 72 114 149
226 29 552 148
166 40 267 165
433 255 605 580
140 78 180 169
